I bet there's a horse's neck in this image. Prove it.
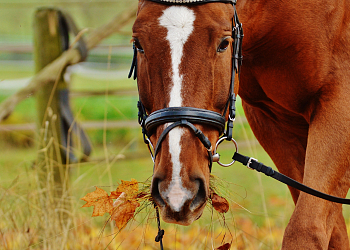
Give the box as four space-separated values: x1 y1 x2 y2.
236 0 345 117
237 0 344 52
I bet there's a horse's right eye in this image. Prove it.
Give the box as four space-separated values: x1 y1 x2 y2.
217 37 231 53
134 40 144 53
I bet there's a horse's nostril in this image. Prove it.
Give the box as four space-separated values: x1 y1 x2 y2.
190 178 207 211
151 178 166 207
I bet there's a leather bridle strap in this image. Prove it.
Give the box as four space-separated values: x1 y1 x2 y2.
225 2 243 141
148 0 234 4
145 107 226 134
233 152 350 204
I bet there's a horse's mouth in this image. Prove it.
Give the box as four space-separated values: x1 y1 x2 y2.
159 201 206 226
151 177 208 225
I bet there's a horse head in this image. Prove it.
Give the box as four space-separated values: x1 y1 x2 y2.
131 0 235 225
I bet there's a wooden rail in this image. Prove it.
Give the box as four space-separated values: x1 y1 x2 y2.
69 89 138 97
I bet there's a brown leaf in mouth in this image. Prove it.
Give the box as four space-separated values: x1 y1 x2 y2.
81 179 142 230
216 243 231 250
115 179 139 198
111 199 140 230
210 192 229 213
81 186 114 217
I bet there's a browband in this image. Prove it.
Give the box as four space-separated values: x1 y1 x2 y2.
148 0 235 4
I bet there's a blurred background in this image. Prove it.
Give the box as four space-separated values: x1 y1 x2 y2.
0 1 335 249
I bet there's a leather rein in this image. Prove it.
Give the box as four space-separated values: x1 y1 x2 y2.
128 0 350 248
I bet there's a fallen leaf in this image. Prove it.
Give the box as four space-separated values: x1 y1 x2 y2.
81 187 113 217
115 179 139 198
81 179 144 231
110 191 122 199
211 192 229 213
216 243 231 250
111 199 140 229
113 192 126 208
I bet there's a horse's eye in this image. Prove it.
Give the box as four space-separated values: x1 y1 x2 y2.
134 40 144 53
217 37 230 53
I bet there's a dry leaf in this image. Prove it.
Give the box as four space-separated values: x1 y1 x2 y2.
216 243 231 250
111 199 140 229
81 186 113 217
115 179 139 198
110 191 122 199
113 192 126 208
81 179 143 230
211 192 229 213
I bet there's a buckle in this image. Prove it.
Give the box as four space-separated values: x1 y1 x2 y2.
246 157 257 170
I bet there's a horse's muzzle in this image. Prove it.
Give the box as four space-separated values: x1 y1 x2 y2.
151 175 208 225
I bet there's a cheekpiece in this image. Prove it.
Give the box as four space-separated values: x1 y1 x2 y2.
148 0 235 4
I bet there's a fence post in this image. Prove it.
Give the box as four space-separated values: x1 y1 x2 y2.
33 8 91 225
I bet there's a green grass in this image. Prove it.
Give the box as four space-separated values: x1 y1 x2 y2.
70 75 135 92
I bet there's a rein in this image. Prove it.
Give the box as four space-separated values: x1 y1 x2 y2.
232 152 350 205
128 0 350 249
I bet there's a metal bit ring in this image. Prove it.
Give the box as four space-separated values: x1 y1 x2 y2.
213 136 238 167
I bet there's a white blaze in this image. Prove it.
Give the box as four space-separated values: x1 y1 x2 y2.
159 6 195 212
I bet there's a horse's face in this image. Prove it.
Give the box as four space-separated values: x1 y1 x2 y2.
133 0 234 225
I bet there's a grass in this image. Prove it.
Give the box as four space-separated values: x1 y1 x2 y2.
0 136 293 250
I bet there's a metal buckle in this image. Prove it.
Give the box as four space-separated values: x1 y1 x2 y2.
213 136 238 167
228 114 235 122
246 157 257 170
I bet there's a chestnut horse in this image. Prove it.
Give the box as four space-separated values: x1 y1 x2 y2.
131 0 350 249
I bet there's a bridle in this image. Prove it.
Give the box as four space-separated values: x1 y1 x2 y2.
129 0 243 171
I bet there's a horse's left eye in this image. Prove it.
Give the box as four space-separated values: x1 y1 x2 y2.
217 37 231 53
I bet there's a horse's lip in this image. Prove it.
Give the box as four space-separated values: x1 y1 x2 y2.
195 210 204 221
157 198 207 226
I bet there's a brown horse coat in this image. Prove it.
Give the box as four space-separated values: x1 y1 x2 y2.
133 0 350 248
237 0 350 249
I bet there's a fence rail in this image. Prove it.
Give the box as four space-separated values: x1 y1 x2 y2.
0 44 133 54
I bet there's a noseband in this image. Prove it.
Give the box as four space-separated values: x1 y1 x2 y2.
129 0 243 171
